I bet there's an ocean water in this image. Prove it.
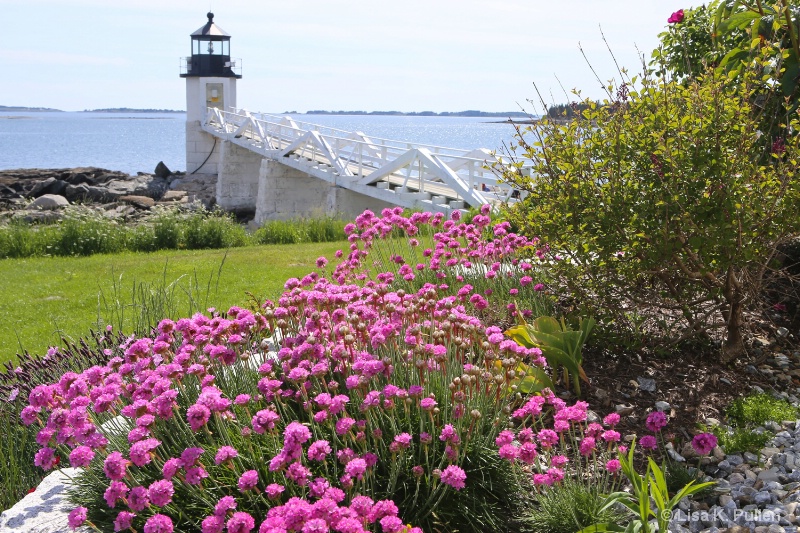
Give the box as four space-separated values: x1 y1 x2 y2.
0 112 524 175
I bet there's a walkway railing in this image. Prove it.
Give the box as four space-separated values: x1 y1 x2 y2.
202 108 521 210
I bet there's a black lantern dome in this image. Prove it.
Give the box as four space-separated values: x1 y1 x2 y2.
180 13 241 78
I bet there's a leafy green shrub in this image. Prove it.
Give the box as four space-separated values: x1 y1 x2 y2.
183 210 248 249
655 1 800 113
54 212 127 256
526 477 622 533
303 216 347 242
713 426 772 454
151 210 182 250
726 393 798 427
252 220 301 244
498 50 800 362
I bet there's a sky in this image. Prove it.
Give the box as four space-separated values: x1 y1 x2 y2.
1 0 680 113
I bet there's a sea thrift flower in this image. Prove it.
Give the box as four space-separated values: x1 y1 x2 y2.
162 458 181 479
130 438 161 467
185 466 209 485
498 444 518 462
180 447 205 467
265 483 285 499
344 458 368 480
606 459 622 474
144 514 174 533
34 447 58 470
639 435 658 450
202 515 224 533
227 512 255 533
128 486 150 512
645 412 668 432
187 403 211 431
104 481 129 508
68 507 88 530
103 452 128 480
537 429 559 448
69 446 95 468
691 433 718 455
114 511 136 532
308 440 332 461
440 465 467 490
214 496 237 516
238 470 259 492
148 479 174 507
215 446 239 465
579 437 596 456
603 413 620 426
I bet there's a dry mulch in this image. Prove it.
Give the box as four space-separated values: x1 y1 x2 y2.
575 333 799 444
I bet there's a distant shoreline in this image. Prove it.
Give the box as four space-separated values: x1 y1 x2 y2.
301 110 532 118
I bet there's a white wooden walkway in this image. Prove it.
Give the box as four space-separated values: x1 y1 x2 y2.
201 108 520 212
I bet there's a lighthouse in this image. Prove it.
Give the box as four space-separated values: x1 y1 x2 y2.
181 12 241 176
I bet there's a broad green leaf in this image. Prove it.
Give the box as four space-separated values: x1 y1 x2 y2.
532 316 562 335
504 325 536 348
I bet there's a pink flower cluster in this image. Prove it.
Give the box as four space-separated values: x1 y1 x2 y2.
24 208 552 532
499 392 626 487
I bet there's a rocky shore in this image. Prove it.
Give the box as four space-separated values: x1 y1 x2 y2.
0 165 217 222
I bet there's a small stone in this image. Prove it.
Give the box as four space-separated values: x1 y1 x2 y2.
713 446 726 462
778 327 790 338
655 400 671 412
720 377 733 385
728 454 745 466
637 377 657 392
758 467 781 483
593 388 609 401
754 491 774 505
762 448 782 460
667 442 686 462
616 404 635 416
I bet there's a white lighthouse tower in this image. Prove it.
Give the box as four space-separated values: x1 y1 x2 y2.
180 12 241 176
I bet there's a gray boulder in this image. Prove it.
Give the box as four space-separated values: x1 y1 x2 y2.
63 184 90 202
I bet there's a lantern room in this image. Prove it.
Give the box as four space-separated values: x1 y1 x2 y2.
180 12 242 78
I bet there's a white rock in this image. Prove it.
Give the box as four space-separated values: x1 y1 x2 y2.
26 194 69 210
0 468 89 533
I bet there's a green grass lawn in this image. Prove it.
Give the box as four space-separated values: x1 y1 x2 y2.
0 242 346 364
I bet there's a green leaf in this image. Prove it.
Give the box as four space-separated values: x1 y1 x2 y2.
577 524 628 533
720 10 760 32
532 316 563 335
516 366 554 393
504 325 535 348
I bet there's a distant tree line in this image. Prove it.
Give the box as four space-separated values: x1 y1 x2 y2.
545 102 597 119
